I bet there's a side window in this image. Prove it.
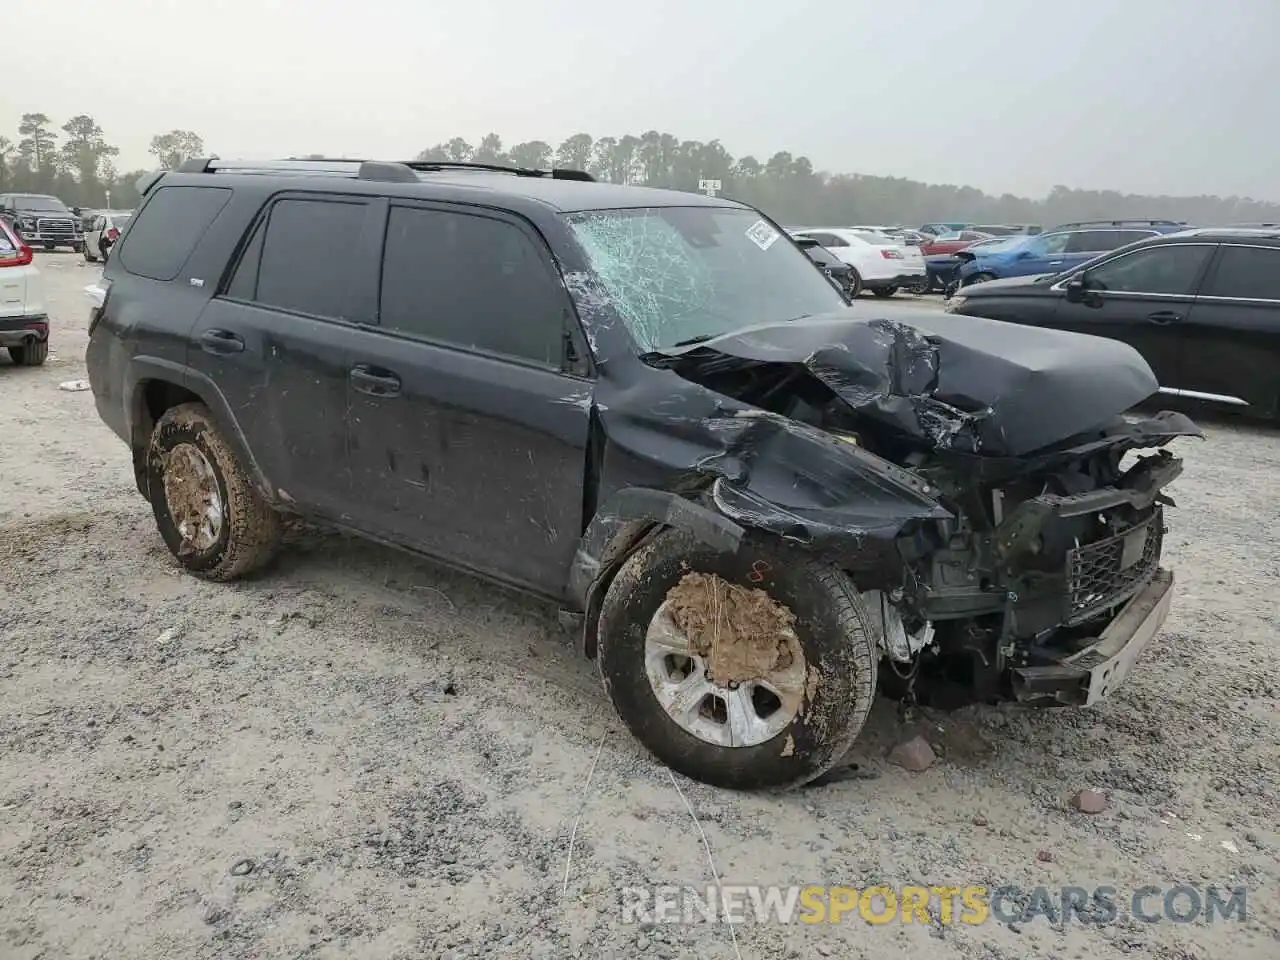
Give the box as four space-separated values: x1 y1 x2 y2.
1065 231 1112 254
1114 230 1155 247
1201 246 1280 301
802 231 840 247
245 198 370 320
1085 245 1213 295
118 186 231 281
378 205 566 367
1033 232 1071 255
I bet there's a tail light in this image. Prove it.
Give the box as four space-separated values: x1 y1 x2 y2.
106 227 120 241
0 240 33 267
880 249 903 260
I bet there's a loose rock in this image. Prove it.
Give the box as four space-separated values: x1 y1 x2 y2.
1071 789 1108 814
888 735 936 772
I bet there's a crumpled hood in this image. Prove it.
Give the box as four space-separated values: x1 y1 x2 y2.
646 309 1160 457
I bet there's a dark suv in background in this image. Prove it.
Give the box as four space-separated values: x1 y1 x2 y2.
86 157 1197 790
947 227 1280 419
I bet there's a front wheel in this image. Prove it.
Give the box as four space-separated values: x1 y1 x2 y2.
146 402 282 581
871 286 899 298
597 529 878 790
965 271 996 286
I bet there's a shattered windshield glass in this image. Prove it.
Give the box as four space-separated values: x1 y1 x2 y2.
565 206 847 351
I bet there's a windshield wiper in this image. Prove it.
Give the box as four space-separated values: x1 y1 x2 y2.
671 334 715 347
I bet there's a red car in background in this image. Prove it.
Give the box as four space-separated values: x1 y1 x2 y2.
919 229 993 256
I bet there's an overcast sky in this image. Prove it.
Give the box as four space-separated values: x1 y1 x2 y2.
6 0 1275 200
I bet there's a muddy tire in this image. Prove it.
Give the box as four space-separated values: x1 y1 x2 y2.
597 529 878 790
871 286 899 298
145 402 281 581
8 340 49 366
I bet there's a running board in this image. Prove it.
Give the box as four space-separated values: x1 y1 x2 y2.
1157 387 1248 406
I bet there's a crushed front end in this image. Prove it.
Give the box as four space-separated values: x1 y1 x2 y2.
641 309 1200 710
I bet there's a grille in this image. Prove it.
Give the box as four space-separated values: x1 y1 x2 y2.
1064 508 1162 625
36 217 76 238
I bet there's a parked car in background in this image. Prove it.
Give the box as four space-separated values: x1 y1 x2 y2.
0 193 85 252
789 227 927 297
794 236 855 294
952 223 1189 289
945 227 1280 418
0 218 49 365
968 223 1042 237
923 235 1013 293
919 221 971 236
919 229 993 256
82 209 134 262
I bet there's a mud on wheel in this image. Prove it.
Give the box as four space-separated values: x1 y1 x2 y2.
597 529 878 790
145 402 282 581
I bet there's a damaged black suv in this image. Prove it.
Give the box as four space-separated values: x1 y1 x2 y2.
86 158 1199 790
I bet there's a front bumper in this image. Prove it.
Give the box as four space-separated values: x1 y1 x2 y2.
1010 568 1174 706
0 316 49 347
13 230 82 246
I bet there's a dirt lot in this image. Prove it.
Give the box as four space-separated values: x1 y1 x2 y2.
1 254 1277 960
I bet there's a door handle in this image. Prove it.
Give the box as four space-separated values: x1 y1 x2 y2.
350 364 401 397
1147 311 1182 325
199 329 245 354
1048 260 1064 265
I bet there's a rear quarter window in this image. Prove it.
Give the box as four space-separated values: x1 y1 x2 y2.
118 185 232 281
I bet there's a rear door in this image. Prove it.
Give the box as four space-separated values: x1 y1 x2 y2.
193 193 383 516
1049 241 1217 388
1179 243 1280 415
342 201 592 596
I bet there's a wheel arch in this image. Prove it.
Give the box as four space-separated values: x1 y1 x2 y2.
126 358 272 502
567 487 745 660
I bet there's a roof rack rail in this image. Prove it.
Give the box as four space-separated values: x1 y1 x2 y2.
1226 221 1280 228
175 156 596 183
1051 219 1188 229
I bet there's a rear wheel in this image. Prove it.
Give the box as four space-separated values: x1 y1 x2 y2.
596 529 878 790
145 402 282 581
872 286 899 298
8 340 49 366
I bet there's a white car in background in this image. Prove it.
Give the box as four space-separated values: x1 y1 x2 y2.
81 209 134 262
0 218 49 366
787 227 927 297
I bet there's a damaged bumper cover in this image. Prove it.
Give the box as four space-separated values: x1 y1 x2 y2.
1011 568 1174 706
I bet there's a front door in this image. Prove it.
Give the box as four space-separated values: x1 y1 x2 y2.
343 201 592 597
1050 242 1218 390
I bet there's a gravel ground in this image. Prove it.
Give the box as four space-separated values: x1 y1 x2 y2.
1 254 1276 960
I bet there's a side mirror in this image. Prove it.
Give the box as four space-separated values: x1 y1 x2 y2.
1064 275 1087 302
1016 250 1034 260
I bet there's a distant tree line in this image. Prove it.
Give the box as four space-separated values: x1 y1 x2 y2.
0 112 205 209
4 112 1276 226
419 131 1280 228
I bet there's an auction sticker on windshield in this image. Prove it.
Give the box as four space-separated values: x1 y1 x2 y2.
745 219 781 251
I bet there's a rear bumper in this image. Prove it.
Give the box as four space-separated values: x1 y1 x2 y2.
865 271 927 289
1010 568 1174 706
0 315 49 347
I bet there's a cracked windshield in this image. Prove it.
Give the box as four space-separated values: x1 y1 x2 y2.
567 206 845 350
